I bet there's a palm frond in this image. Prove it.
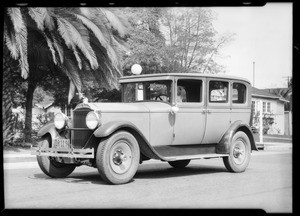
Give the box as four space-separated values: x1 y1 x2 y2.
75 14 118 68
59 16 97 68
90 35 121 74
50 32 64 64
99 8 126 38
56 17 82 69
7 8 24 33
56 17 73 48
41 8 55 30
7 8 29 79
112 35 130 53
56 16 98 70
43 33 58 65
4 23 19 59
72 47 83 69
68 80 76 104
28 7 55 31
60 59 83 102
74 13 118 69
28 8 45 30
74 13 109 48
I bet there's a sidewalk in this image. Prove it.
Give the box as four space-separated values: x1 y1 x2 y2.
253 134 292 150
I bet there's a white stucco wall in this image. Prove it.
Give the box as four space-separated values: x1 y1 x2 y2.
252 97 285 135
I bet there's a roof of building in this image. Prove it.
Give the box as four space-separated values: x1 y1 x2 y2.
265 88 292 97
252 87 289 102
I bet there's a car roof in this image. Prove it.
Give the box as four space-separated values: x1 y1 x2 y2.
119 73 251 84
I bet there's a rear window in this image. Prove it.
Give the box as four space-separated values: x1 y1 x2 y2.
209 81 229 103
232 83 247 104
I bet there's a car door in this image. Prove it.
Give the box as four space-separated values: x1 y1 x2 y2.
172 78 206 145
202 79 231 144
230 81 251 124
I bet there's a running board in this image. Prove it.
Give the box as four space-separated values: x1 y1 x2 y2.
164 153 229 161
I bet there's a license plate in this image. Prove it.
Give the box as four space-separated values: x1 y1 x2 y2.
54 139 71 149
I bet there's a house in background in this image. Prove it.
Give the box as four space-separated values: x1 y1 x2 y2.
32 101 62 131
265 87 292 136
33 101 61 115
251 87 290 135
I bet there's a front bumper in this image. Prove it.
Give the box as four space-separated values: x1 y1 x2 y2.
31 146 94 159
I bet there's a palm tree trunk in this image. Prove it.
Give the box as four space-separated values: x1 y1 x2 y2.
3 52 17 146
24 80 37 143
2 88 15 146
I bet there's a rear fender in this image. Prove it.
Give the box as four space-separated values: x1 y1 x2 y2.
217 120 258 154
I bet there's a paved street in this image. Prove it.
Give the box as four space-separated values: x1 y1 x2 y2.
3 149 292 213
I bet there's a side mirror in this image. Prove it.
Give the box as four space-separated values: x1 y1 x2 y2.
170 106 179 115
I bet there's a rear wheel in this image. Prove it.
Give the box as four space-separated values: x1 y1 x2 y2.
96 131 140 185
37 136 76 178
223 131 251 172
168 159 190 168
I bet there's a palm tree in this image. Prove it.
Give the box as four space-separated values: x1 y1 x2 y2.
2 47 20 146
3 7 128 144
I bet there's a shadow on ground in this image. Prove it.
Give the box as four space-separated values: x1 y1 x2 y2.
135 163 227 179
30 163 227 185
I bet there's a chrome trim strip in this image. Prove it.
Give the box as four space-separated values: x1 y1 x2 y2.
164 153 229 161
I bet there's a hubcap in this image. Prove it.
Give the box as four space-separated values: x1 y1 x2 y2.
232 140 246 165
110 141 133 174
112 149 127 166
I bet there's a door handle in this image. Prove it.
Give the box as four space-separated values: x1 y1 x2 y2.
202 109 211 114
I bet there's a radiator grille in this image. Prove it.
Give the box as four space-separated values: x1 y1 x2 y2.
71 108 93 148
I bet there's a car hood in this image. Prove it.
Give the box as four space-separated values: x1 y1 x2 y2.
74 102 172 113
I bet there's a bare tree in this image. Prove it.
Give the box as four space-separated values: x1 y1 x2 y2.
161 8 233 73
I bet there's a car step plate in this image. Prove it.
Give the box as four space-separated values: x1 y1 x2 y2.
164 153 229 161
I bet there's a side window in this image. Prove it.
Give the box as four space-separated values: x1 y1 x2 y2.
177 79 202 103
232 83 247 104
209 80 228 103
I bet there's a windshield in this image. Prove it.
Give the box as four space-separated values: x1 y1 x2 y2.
122 80 172 103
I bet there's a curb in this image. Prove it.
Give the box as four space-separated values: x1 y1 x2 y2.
256 142 292 151
4 154 35 158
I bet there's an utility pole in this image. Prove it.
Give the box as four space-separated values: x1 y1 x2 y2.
253 61 255 87
283 76 291 87
259 100 263 144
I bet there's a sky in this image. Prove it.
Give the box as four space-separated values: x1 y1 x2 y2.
211 3 293 89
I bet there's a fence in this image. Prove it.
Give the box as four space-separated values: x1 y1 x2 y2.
284 111 292 136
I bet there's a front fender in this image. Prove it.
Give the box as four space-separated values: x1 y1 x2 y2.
93 121 142 138
93 121 167 161
37 121 61 141
217 120 257 154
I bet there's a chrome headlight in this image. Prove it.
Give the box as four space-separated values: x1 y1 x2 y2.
54 113 68 129
86 111 101 130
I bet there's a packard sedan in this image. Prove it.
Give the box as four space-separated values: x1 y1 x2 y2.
31 69 257 184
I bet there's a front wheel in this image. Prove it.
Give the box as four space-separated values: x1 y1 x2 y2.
223 131 251 172
96 131 140 185
37 136 76 178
